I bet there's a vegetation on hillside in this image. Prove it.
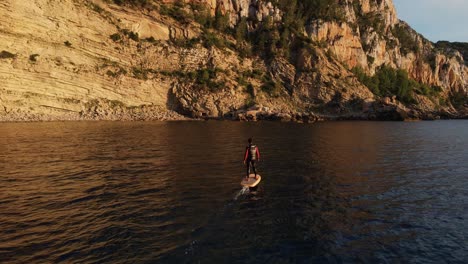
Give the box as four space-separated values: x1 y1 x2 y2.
273 0 345 24
110 0 462 109
352 2 386 47
392 24 420 55
0 50 16 59
157 0 346 58
110 0 151 7
436 41 468 65
449 90 468 109
352 66 442 105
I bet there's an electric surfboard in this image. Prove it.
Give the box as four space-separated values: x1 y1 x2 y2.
241 174 261 187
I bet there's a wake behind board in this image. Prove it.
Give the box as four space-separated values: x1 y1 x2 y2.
241 174 262 188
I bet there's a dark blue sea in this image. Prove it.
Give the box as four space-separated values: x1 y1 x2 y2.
1 120 467 263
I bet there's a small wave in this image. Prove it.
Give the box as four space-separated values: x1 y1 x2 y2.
234 187 249 201
128 187 163 197
68 194 100 205
84 185 104 193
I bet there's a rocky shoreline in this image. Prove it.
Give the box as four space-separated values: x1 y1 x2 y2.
1 113 465 123
1 98 465 123
0 104 188 122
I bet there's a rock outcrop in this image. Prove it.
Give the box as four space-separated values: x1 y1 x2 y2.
306 0 467 96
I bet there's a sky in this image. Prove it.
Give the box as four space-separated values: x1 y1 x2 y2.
393 0 468 42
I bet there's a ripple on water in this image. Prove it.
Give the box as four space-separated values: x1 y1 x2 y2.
0 121 468 263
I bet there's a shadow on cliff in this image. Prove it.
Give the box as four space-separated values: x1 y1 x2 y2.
166 87 190 118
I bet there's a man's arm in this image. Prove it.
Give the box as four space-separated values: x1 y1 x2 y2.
243 148 249 163
256 147 260 161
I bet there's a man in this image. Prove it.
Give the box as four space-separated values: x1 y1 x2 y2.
243 138 260 180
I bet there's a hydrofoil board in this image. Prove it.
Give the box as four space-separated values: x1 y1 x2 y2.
241 174 261 188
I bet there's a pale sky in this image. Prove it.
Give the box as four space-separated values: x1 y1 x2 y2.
393 0 468 42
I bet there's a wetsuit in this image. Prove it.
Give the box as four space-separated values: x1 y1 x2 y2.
244 144 260 177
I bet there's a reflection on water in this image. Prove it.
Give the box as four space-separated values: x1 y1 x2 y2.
1 121 468 263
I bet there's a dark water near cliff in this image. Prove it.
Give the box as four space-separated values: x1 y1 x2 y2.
1 121 468 263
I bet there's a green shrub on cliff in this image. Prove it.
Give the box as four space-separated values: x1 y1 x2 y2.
213 10 230 33
234 18 254 57
188 68 224 92
352 0 390 39
355 11 386 38
436 41 468 65
172 37 200 48
392 24 420 55
112 0 151 7
0 50 16 59
29 54 39 62
159 1 192 24
88 2 105 13
261 75 282 97
121 29 139 41
201 30 226 49
351 66 443 105
110 33 121 42
235 18 248 44
132 67 148 80
449 91 467 109
273 0 345 23
190 3 212 28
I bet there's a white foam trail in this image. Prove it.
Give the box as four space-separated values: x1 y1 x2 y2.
234 187 249 200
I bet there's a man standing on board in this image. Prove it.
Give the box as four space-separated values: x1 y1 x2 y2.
244 138 260 180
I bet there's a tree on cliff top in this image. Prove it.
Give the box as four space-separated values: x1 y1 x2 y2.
273 0 345 24
436 41 468 65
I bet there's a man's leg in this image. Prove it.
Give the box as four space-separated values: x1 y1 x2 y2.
252 161 257 177
246 160 250 178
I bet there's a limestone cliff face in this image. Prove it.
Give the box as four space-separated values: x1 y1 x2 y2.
0 0 466 122
167 0 282 25
144 0 468 98
0 0 171 120
307 0 467 97
0 0 373 121
0 0 276 120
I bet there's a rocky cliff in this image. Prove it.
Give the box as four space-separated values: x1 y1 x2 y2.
308 0 466 93
0 0 466 122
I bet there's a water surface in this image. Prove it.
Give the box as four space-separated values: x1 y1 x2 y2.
1 121 467 263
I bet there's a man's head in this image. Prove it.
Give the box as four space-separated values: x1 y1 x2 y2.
248 138 253 144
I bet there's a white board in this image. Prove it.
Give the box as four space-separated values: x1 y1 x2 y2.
241 174 262 187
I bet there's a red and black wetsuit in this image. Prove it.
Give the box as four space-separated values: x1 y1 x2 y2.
244 144 260 177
